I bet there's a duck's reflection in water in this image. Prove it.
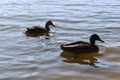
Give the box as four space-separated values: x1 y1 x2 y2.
60 52 103 67
25 32 50 39
25 31 49 37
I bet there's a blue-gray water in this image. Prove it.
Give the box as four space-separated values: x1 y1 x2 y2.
0 0 120 80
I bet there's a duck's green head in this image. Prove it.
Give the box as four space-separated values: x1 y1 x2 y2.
90 34 104 45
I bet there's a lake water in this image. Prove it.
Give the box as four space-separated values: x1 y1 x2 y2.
0 0 120 80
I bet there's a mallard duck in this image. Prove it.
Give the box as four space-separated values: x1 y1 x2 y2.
24 20 56 36
60 34 104 53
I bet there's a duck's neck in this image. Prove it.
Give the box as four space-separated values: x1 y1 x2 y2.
90 39 99 51
45 23 50 31
90 38 96 46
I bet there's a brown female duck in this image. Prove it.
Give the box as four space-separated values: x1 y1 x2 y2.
24 20 56 36
60 34 104 53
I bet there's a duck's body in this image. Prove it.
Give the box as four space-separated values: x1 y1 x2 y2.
61 41 99 53
25 26 47 34
24 21 55 36
60 34 104 53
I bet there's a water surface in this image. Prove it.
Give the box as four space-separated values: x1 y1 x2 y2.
0 0 120 80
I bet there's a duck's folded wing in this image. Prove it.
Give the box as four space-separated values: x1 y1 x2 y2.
64 41 89 46
60 41 90 51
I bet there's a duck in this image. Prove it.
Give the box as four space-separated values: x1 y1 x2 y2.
60 34 105 53
24 20 56 36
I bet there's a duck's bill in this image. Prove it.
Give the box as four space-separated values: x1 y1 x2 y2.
52 24 56 27
99 39 105 43
51 23 56 27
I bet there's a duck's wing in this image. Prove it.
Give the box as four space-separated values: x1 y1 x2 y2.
64 41 90 47
31 26 46 32
60 41 91 52
31 26 44 29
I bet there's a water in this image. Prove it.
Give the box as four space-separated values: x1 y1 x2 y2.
0 0 120 80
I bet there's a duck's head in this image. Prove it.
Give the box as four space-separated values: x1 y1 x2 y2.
46 20 56 27
90 34 104 45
